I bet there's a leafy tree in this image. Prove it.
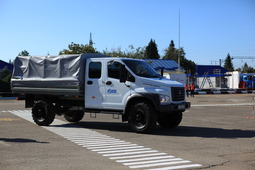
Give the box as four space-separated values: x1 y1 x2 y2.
224 53 234 71
103 45 145 59
239 62 255 73
59 42 98 54
18 50 30 56
126 45 145 59
163 40 178 60
103 47 125 57
0 66 11 80
0 66 12 92
144 39 160 59
163 40 196 74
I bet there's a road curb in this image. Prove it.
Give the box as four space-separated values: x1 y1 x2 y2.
194 89 255 95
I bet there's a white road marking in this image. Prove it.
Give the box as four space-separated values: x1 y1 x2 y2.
102 150 159 157
116 155 175 163
146 164 203 170
110 153 168 160
98 148 152 154
192 103 255 107
123 158 183 166
9 110 202 169
88 144 138 150
92 146 144 152
129 160 191 169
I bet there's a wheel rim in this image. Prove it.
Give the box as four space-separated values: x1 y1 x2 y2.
133 109 146 129
35 107 46 122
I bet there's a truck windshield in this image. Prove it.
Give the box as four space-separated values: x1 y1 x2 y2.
123 60 161 78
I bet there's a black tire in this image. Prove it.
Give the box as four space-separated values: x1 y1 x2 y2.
64 111 84 122
128 102 156 133
157 112 183 128
32 100 55 126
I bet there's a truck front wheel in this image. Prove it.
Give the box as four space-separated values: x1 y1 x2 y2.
64 111 84 122
128 102 156 133
32 100 55 126
157 112 183 128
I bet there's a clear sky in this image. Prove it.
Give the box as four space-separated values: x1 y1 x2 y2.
1 0 254 69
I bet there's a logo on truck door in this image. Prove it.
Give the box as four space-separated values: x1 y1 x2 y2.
107 89 117 93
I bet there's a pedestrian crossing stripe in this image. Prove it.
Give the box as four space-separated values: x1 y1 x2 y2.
8 110 202 170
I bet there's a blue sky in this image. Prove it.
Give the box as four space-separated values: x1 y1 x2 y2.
1 0 254 69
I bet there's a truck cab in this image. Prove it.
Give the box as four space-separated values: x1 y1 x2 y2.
84 57 190 132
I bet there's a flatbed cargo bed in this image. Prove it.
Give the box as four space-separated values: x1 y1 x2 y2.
11 53 110 96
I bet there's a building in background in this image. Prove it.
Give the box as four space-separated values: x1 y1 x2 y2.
144 59 186 85
195 65 229 89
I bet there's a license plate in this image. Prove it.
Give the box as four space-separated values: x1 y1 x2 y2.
178 105 185 109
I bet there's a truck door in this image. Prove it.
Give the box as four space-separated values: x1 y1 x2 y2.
85 59 104 109
103 60 131 110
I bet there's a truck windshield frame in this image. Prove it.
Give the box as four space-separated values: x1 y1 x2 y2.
123 60 161 78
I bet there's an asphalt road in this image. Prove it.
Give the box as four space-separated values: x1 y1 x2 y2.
0 94 255 170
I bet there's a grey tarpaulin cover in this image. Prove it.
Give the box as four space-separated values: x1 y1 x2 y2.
11 53 110 95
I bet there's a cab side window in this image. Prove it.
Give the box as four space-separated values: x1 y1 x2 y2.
108 61 120 79
89 62 102 78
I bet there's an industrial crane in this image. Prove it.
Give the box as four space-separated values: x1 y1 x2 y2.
231 56 255 60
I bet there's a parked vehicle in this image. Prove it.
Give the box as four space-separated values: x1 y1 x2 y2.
227 71 255 89
240 75 255 88
11 53 190 133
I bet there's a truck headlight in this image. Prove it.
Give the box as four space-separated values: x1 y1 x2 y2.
159 94 170 104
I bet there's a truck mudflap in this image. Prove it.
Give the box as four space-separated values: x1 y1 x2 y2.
158 102 191 113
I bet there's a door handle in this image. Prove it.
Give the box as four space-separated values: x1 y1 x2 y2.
106 81 112 85
87 81 93 85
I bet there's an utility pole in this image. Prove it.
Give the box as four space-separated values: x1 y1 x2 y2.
177 10 181 72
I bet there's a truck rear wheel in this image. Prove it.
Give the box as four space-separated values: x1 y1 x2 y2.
157 112 183 128
64 111 84 122
128 102 156 133
32 100 55 126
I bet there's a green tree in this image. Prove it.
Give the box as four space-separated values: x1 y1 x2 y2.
241 62 255 73
0 66 12 92
103 45 145 59
0 66 11 80
144 39 160 59
224 53 234 71
163 40 196 74
18 50 30 56
59 42 98 54
103 47 125 57
163 40 178 60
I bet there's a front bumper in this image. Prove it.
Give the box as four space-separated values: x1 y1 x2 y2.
158 102 191 113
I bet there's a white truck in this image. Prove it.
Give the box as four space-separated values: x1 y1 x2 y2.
11 53 190 133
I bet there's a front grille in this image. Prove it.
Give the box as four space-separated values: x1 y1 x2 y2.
171 87 185 101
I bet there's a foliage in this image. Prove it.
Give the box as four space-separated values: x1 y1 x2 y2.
224 53 234 71
18 50 30 56
103 45 145 59
163 40 196 74
59 42 98 54
163 40 178 60
144 39 160 59
236 62 255 73
0 67 12 92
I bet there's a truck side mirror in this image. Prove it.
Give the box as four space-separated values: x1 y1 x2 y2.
120 64 127 83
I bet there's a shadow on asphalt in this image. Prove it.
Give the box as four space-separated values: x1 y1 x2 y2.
50 121 255 139
0 138 49 144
